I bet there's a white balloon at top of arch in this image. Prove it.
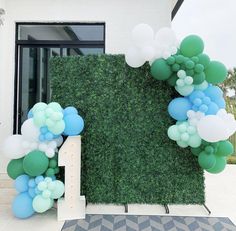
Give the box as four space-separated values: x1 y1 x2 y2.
125 24 179 68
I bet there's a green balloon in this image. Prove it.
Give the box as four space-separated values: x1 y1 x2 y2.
7 158 25 179
205 61 227 84
46 168 55 177
206 156 226 174
193 72 205 84
23 150 49 177
151 58 172 80
167 74 178 86
216 141 234 157
180 35 204 57
191 147 201 156
198 151 216 169
198 54 210 68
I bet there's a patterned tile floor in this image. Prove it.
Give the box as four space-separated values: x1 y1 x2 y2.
62 215 236 231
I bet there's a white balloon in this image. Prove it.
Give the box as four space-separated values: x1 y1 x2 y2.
155 27 177 47
45 148 55 158
2 135 26 159
21 118 40 142
217 109 236 137
55 136 63 147
132 23 154 48
197 115 229 142
125 46 145 68
141 46 155 61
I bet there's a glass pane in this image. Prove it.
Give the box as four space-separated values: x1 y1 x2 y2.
18 24 104 41
20 47 60 125
62 47 104 56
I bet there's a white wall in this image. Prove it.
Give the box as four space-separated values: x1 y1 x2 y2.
0 0 174 173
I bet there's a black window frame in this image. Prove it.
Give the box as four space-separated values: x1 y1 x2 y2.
14 22 105 133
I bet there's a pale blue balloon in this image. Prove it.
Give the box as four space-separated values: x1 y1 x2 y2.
168 97 192 121
63 106 78 116
15 175 30 193
12 192 35 219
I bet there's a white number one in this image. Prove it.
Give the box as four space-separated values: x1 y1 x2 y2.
58 136 86 220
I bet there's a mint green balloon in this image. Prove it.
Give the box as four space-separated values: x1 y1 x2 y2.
51 180 65 199
34 111 46 127
32 102 47 113
194 80 208 91
167 125 180 141
49 121 65 135
206 156 226 174
180 35 204 57
48 102 63 112
188 134 201 148
175 85 194 96
198 151 216 169
32 195 53 213
177 140 188 148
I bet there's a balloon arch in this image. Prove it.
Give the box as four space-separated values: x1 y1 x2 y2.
125 24 236 174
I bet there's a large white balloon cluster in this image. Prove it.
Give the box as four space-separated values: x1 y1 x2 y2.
125 24 179 68
2 118 63 159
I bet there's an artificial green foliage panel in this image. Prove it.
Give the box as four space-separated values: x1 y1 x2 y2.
50 55 205 204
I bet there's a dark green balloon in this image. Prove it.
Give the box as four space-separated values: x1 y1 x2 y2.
180 35 204 57
216 140 234 157
198 151 216 169
193 72 205 84
206 156 226 174
198 54 210 68
191 147 201 156
7 158 25 179
151 58 172 80
23 150 49 177
205 61 227 84
167 74 178 86
45 168 55 177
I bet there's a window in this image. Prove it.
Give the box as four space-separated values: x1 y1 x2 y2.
14 23 105 132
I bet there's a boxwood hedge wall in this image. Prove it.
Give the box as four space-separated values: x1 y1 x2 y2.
50 55 205 204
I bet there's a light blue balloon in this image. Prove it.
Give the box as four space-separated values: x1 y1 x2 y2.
63 114 84 136
204 85 223 100
206 102 219 115
168 97 192 121
12 192 35 219
189 90 205 103
214 98 226 109
15 175 30 193
63 106 78 116
28 188 36 198
27 109 33 119
28 179 36 188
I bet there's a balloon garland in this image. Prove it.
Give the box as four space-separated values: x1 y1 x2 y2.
126 24 236 174
2 102 84 219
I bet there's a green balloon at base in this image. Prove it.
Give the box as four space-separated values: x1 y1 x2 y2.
23 150 49 177
151 58 172 80
7 158 25 179
206 156 226 174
